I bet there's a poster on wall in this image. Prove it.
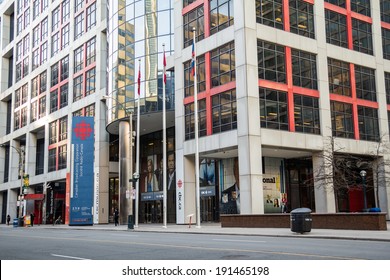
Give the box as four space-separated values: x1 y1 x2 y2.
263 174 282 213
70 116 94 225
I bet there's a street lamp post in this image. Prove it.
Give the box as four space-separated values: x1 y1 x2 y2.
0 144 25 222
360 170 367 211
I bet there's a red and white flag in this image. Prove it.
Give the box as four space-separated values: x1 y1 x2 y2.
163 50 167 84
137 63 141 95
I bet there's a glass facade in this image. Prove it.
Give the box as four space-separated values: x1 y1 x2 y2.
106 0 175 130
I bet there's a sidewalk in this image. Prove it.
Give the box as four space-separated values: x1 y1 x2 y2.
3 222 390 242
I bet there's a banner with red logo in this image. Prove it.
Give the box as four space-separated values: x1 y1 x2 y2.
70 116 94 225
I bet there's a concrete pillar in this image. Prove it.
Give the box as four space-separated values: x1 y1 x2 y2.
234 0 263 214
312 150 336 213
119 119 132 225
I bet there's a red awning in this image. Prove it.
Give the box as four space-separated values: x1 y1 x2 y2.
24 194 45 200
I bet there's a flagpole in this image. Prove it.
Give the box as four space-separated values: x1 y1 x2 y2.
193 27 201 228
135 59 141 228
162 44 167 228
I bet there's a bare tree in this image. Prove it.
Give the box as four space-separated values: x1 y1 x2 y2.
364 134 390 210
309 136 377 212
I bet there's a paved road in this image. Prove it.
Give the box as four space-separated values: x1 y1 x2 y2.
1 227 390 260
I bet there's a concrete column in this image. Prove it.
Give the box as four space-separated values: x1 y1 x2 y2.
119 119 132 225
234 0 263 214
183 155 196 224
94 100 110 224
312 150 336 213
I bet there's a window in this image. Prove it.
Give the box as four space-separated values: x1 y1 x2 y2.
16 41 22 61
75 0 84 13
51 63 59 87
210 42 235 87
74 13 84 40
259 87 288 130
331 101 354 139
21 83 28 104
62 0 70 23
385 72 390 104
23 35 30 55
33 0 40 20
294 94 320 134
61 56 69 81
74 45 83 73
291 49 317 89
33 26 40 48
73 75 83 101
40 71 47 93
257 40 286 83
61 24 70 49
354 65 376 102
383 28 390 60
59 117 68 141
256 0 283 30
325 0 346 8
183 5 204 48
15 88 21 108
41 42 48 63
21 107 27 128
50 90 58 113
183 0 196 7
39 96 46 118
52 6 60 32
24 8 30 29
32 49 39 71
41 17 48 40
212 89 237 133
49 121 57 144
48 148 56 172
17 16 23 36
86 37 96 66
184 54 205 97
358 106 379 141
351 0 370 17
210 0 234 35
31 76 38 98
352 18 373 55
86 2 96 31
328 58 351 96
31 101 38 123
85 104 95 117
60 84 68 108
381 0 390 23
58 145 67 170
86 68 96 96
51 32 59 57
14 111 20 131
325 10 348 48
184 99 207 140
289 0 315 39
16 63 22 82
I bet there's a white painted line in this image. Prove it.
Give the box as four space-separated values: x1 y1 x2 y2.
212 239 266 243
51 254 90 260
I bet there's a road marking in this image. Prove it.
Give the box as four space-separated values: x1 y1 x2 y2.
110 234 139 237
213 238 266 243
51 254 90 260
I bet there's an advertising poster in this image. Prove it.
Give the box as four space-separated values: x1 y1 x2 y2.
70 116 94 225
263 174 282 213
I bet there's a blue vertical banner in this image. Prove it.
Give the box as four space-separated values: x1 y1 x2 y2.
70 116 94 225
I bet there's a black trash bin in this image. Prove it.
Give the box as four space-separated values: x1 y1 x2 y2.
127 215 134 229
290 208 312 233
18 217 24 227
